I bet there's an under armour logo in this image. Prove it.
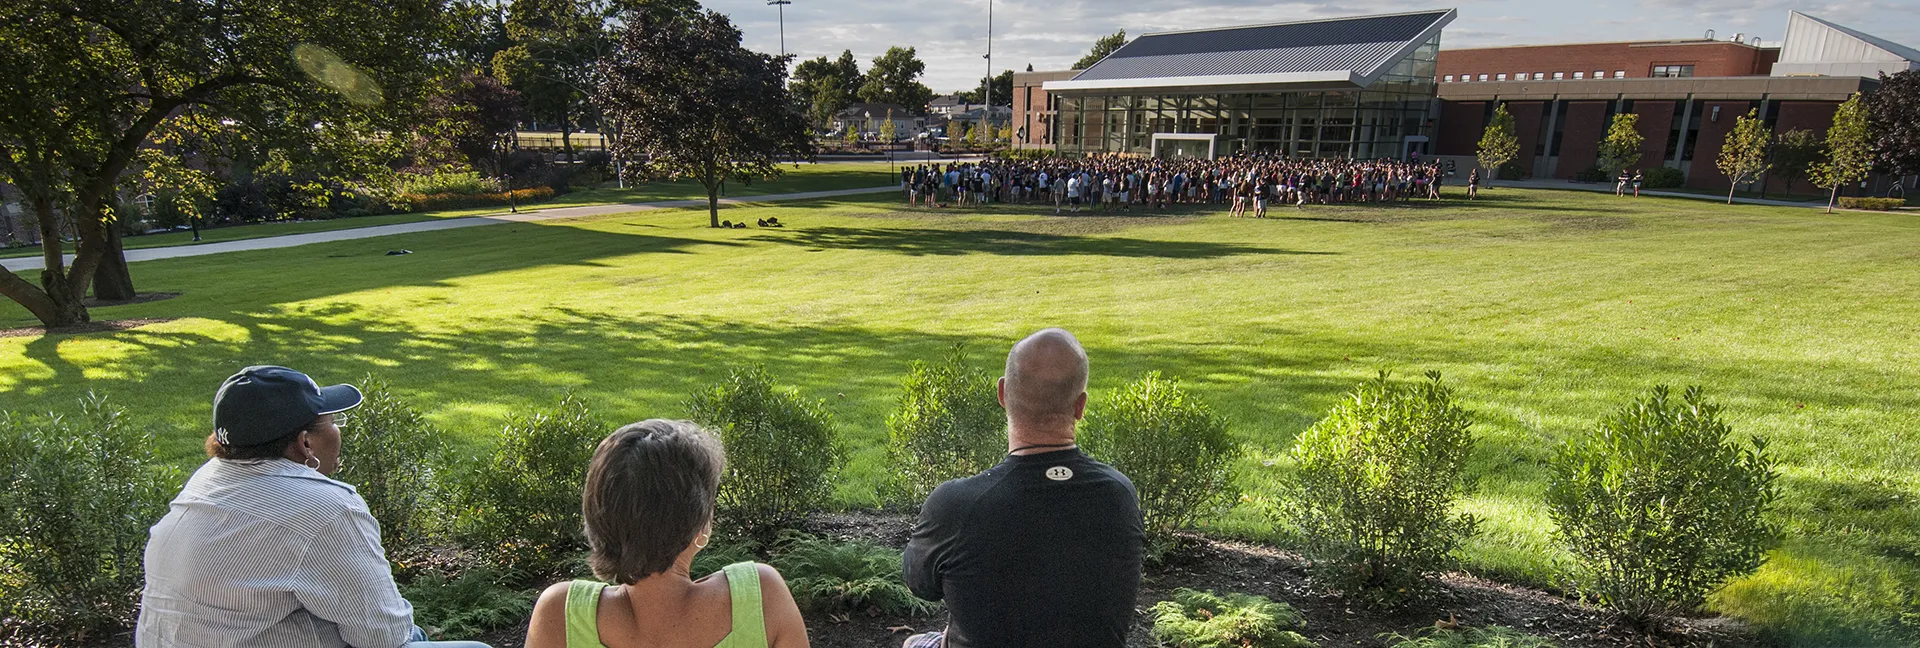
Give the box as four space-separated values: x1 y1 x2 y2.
1046 466 1073 481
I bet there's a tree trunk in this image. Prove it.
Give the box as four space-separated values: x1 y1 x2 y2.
707 181 721 228
92 224 135 301
1827 187 1838 214
1728 183 1737 205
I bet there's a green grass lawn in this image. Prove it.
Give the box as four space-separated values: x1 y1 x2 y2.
0 162 896 259
2 187 1915 646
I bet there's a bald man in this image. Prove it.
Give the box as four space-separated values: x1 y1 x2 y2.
902 329 1145 648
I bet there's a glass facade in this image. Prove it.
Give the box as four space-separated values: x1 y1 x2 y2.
1051 36 1439 159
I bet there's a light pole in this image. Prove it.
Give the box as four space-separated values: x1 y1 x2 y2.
768 0 791 57
983 0 993 144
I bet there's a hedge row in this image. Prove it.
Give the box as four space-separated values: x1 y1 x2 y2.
399 186 557 213
1837 196 1907 211
0 359 1784 638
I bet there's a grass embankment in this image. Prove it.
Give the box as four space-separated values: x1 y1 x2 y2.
0 163 896 259
1 188 1914 646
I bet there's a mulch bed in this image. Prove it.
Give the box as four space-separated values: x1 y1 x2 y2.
795 512 1769 648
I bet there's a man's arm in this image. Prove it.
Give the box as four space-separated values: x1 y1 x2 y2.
293 507 415 648
901 483 960 602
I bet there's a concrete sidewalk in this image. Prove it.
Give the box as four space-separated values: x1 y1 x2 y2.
1488 178 1828 208
2 185 896 273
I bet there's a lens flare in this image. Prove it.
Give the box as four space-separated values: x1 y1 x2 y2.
292 43 383 106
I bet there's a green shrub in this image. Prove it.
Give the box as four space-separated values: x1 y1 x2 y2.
772 532 938 617
1149 588 1316 648
399 566 537 640
1837 196 1906 211
884 345 1005 505
1082 372 1240 554
1380 625 1558 648
453 394 605 578
401 186 555 213
1639 166 1685 189
0 395 178 636
395 168 502 196
1545 386 1780 622
687 366 843 533
1497 161 1526 181
1573 167 1610 183
335 375 444 556
1277 371 1478 604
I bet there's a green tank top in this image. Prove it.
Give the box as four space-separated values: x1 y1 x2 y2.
563 561 768 648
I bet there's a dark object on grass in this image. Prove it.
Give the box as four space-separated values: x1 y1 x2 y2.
720 220 733 228
386 249 413 256
757 219 768 227
733 222 747 229
767 217 782 226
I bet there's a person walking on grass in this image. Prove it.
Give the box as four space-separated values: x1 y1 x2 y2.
1616 169 1629 197
901 329 1145 648
1632 170 1643 198
526 420 809 648
137 367 492 648
1467 167 1481 200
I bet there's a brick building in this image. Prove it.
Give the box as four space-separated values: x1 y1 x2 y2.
1431 11 1914 192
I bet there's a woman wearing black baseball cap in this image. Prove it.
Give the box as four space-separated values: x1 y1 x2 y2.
136 366 491 648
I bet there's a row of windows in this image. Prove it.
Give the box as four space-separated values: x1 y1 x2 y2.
1446 70 1626 82
1445 63 1697 83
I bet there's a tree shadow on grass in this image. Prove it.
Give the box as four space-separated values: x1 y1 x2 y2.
744 226 1333 258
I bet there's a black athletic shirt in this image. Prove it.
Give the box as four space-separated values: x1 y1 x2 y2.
903 448 1145 648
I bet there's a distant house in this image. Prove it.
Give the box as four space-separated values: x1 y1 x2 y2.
830 103 925 139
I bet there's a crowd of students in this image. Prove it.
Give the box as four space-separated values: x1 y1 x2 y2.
903 155 1455 216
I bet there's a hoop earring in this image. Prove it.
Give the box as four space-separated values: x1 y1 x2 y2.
694 533 710 549
305 455 321 470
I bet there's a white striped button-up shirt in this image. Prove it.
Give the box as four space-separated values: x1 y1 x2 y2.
136 459 415 648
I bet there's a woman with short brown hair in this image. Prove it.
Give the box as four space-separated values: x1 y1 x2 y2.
526 420 808 648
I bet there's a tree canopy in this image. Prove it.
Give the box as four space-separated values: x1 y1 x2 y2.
1475 104 1519 183
1717 109 1771 203
598 9 813 228
793 50 862 127
955 70 1014 107
1597 113 1645 179
1812 93 1872 213
1074 31 1128 70
0 0 444 327
858 47 934 111
1863 69 1920 177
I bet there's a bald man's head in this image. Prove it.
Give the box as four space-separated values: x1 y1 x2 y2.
1001 328 1090 431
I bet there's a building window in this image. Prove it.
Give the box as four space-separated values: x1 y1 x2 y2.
1444 74 1454 82
1614 70 1626 78
1573 71 1585 79
1651 65 1695 77
1594 70 1606 79
1533 72 1545 80
1496 73 1508 81
1553 71 1566 79
1477 73 1488 81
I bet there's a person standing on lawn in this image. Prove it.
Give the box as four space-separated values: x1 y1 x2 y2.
137 366 492 648
901 328 1145 648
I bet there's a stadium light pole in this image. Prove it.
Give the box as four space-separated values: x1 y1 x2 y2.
983 0 993 141
768 0 791 57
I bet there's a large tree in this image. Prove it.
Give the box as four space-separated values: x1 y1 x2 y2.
492 0 627 162
1073 30 1128 70
1475 103 1519 186
0 0 442 327
858 47 934 112
1716 108 1771 204
956 70 1015 107
1864 69 1920 179
793 50 861 127
599 9 814 228
418 71 524 174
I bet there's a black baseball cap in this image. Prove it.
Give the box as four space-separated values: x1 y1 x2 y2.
212 366 363 446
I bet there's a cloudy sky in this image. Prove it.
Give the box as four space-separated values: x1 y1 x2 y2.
698 0 1920 92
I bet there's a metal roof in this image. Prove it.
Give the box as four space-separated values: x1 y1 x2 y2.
1048 10 1454 94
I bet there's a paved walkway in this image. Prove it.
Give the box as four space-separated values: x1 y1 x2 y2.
1490 178 1828 208
3 185 897 273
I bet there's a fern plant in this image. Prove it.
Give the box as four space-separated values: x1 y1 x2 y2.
1380 625 1558 648
400 566 536 640
772 531 938 617
1150 588 1316 648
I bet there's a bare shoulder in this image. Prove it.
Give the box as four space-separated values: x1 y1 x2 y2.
525 581 577 648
